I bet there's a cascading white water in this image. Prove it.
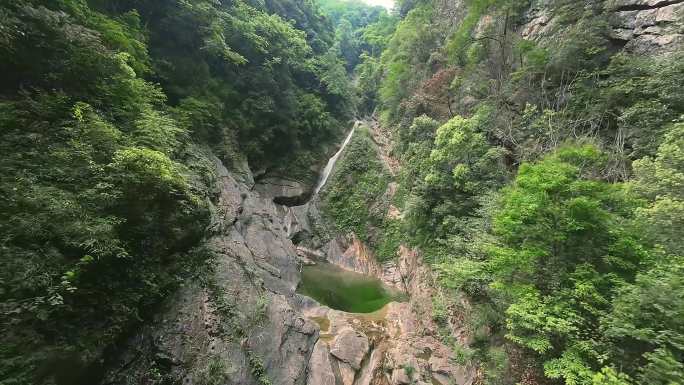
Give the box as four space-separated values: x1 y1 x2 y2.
313 122 358 195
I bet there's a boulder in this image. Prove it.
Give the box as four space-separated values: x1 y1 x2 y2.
330 327 370 370
656 3 681 22
391 367 414 385
338 362 357 385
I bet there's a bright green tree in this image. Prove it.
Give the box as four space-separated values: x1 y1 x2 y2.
489 144 644 384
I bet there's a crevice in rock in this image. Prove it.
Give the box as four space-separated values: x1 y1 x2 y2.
252 167 275 183
290 230 309 245
608 35 630 50
300 335 320 385
352 343 376 385
330 355 345 385
273 193 312 207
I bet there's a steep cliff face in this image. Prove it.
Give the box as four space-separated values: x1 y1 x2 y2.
522 0 683 54
104 157 319 385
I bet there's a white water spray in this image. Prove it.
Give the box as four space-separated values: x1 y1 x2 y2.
313 122 358 195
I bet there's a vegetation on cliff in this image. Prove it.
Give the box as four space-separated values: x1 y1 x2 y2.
1 0 683 384
0 0 359 383
363 0 684 384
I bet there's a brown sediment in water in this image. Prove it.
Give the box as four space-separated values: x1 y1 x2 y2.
311 316 331 332
310 316 335 342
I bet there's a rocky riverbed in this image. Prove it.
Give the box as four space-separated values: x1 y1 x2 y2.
301 238 475 385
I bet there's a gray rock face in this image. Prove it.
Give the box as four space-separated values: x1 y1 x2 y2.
610 1 684 54
330 328 370 370
326 235 382 277
324 234 405 291
307 341 336 385
102 156 318 385
522 0 684 55
276 196 330 249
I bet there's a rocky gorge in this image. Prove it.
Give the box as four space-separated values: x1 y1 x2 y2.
3 0 682 384
99 1 684 383
101 121 475 385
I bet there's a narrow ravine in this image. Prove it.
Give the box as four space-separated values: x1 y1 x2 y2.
101 119 476 385
288 120 476 385
6 1 681 384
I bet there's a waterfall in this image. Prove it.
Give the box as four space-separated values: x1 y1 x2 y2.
313 122 358 195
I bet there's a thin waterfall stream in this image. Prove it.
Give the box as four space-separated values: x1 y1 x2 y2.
313 121 358 195
296 120 405 313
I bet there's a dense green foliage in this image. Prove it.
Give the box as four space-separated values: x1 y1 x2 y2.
362 0 684 384
317 0 395 68
321 127 398 259
317 0 397 114
488 145 644 383
0 0 359 383
318 0 384 68
378 1 436 121
2 0 683 384
405 106 507 245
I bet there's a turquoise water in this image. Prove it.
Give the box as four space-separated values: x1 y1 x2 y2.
297 262 404 313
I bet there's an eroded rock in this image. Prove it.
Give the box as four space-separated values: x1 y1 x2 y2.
102 157 317 385
330 327 370 369
255 177 310 206
521 0 684 55
307 341 336 385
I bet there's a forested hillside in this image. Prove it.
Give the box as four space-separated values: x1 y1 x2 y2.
342 0 683 384
0 0 356 383
1 0 683 385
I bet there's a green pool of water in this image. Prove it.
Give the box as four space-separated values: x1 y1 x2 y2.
297 262 404 313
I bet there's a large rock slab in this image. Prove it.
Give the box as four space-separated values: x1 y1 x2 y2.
338 362 357 385
606 0 683 54
330 327 370 370
307 341 336 385
521 0 684 55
